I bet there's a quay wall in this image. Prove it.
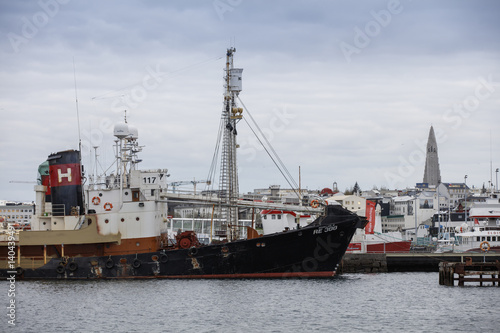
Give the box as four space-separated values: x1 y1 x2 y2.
340 254 387 273
339 253 500 274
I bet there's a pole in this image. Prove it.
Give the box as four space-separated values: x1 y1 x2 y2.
496 168 499 192
298 166 302 206
437 185 441 239
251 207 255 229
210 204 215 244
414 196 418 244
464 175 468 224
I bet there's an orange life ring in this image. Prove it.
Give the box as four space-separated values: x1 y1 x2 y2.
310 200 320 208
480 241 490 252
104 202 113 211
92 197 101 205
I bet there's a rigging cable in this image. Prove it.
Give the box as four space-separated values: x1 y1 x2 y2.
206 112 225 191
237 96 302 200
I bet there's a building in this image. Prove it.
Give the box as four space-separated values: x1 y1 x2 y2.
326 194 366 216
423 126 441 186
0 203 35 226
437 183 469 208
242 185 319 206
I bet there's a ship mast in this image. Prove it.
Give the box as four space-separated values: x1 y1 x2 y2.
219 48 243 241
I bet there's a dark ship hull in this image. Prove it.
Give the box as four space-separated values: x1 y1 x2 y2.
2 206 366 279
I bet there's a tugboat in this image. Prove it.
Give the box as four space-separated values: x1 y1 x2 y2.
0 48 367 279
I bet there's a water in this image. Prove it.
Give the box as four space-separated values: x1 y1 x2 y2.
1 273 498 332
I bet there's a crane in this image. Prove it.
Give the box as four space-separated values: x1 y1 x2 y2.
169 179 211 194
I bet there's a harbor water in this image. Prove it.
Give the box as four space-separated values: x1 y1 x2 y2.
1 272 498 332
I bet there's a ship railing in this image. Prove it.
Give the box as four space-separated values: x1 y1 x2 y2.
13 256 46 270
347 239 436 254
52 204 66 216
169 218 254 239
74 215 87 230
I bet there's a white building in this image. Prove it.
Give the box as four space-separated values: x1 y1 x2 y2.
0 203 35 226
326 194 366 216
437 183 468 208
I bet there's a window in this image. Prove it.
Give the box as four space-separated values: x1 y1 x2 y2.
277 215 281 219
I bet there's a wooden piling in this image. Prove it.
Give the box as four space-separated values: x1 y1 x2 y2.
439 259 500 286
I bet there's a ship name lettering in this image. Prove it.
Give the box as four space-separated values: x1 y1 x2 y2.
313 224 338 234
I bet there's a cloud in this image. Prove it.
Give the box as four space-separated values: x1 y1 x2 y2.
1 0 499 201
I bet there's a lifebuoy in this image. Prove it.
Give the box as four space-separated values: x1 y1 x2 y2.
132 258 141 269
68 261 78 271
221 246 229 253
480 241 491 252
310 200 320 208
105 258 114 269
16 267 24 276
92 196 101 205
104 202 113 211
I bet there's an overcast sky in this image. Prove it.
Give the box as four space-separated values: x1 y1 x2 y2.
1 0 500 201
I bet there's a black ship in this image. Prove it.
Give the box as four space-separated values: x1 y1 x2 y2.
0 48 367 279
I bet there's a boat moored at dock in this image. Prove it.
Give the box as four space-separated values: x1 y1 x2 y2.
0 48 367 279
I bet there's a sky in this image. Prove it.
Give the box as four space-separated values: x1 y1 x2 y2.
1 0 500 202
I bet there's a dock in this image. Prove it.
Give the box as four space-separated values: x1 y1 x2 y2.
340 252 500 273
439 259 500 286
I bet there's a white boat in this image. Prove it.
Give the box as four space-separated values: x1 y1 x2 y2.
435 193 500 253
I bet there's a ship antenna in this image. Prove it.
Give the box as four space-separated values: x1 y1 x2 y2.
73 57 86 214
73 57 82 151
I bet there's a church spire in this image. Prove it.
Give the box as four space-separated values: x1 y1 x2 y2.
423 126 441 186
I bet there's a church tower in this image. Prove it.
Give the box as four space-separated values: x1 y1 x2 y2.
423 126 441 186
